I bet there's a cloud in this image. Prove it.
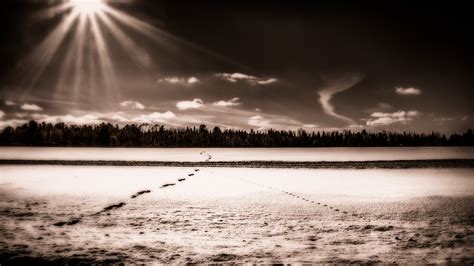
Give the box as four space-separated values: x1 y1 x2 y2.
302 124 318 129
248 115 301 131
176 99 204 110
407 110 421 117
111 114 130 123
187 77 199 84
161 77 182 83
216 72 278 85
31 114 104 125
15 113 28 118
433 117 454 124
395 87 421 95
147 111 176 120
248 115 270 129
157 76 199 85
433 115 470 124
130 111 176 124
257 78 278 85
120 101 145 110
4 100 16 106
21 103 43 111
212 97 241 107
229 73 254 80
0 119 28 130
366 110 421 126
0 105 327 132
317 74 363 125
217 73 255 82
0 110 4 119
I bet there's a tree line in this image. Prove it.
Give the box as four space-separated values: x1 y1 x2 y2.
0 121 473 147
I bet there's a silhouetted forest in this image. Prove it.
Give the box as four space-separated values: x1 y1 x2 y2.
0 121 473 147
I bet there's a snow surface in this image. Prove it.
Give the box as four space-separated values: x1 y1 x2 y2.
1 165 473 263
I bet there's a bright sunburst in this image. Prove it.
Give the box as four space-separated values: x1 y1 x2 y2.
18 0 155 103
16 0 232 105
71 0 105 16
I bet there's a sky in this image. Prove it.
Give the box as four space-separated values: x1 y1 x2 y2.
0 0 472 133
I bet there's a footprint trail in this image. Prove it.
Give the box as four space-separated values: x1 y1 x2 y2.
239 177 362 220
53 150 210 226
131 190 151 199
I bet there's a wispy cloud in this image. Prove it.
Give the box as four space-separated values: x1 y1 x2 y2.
395 87 421 95
15 113 28 118
4 100 16 106
0 106 345 132
212 97 241 107
0 119 28 130
248 115 301 131
120 100 145 110
248 115 269 129
130 111 176 124
433 117 454 123
111 114 129 123
317 74 363 125
21 103 43 111
31 114 104 125
257 78 278 85
157 76 199 85
302 124 318 129
366 110 421 126
176 99 204 110
216 72 278 85
217 72 254 83
433 115 470 124
21 111 177 126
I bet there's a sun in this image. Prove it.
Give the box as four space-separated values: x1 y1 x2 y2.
71 0 105 15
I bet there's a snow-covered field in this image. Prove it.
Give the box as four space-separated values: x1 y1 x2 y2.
1 165 473 263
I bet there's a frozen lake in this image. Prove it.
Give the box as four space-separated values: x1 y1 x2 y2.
0 146 473 162
1 166 473 199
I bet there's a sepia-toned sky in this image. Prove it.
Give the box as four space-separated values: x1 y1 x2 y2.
0 0 472 133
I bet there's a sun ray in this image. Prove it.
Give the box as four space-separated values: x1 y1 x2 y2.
55 17 83 98
96 11 151 68
87 34 97 101
19 10 80 100
32 2 74 21
53 37 76 98
72 15 87 102
13 0 252 105
102 5 170 45
102 5 249 70
89 13 120 104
